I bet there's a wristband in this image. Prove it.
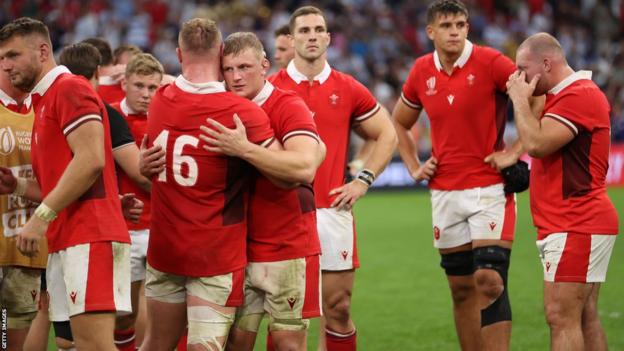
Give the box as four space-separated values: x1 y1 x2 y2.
356 168 375 187
34 203 57 223
12 177 27 196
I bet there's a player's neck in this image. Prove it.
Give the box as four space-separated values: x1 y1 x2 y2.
550 65 576 90
99 65 117 77
181 63 220 84
437 50 462 74
33 61 58 92
293 56 326 82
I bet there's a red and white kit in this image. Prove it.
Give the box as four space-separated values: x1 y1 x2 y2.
30 66 131 320
401 41 517 248
532 70 619 283
270 61 380 270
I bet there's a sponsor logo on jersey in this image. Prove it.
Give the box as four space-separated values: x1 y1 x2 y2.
341 250 349 260
0 126 16 155
425 76 437 96
287 297 297 309
447 95 455 105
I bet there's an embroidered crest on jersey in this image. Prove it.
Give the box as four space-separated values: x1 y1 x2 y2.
467 74 475 86
447 95 455 105
426 76 437 96
329 93 339 105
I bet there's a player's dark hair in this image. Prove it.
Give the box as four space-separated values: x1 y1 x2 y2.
426 0 469 24
0 17 51 45
289 6 326 33
59 43 102 80
274 24 290 38
81 38 114 66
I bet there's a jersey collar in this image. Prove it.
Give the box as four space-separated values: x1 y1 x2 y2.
98 75 118 86
31 65 71 96
120 97 140 116
0 88 31 109
433 40 473 72
174 75 226 94
252 81 274 107
548 70 592 95
286 60 331 85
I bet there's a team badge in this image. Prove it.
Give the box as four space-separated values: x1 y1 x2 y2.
329 93 339 105
467 74 475 86
425 76 437 96
433 226 440 240
447 95 455 105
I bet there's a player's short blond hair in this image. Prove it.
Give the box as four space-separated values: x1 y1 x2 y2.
125 53 164 78
223 32 265 61
113 44 142 64
178 18 222 54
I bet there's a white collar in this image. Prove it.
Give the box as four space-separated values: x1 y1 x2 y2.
433 40 473 71
120 98 139 116
31 65 71 96
548 70 593 95
286 60 331 84
0 88 31 109
252 81 274 107
174 75 226 94
98 75 119 86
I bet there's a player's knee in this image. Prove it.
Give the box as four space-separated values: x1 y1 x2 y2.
187 304 234 351
448 282 475 305
544 302 573 329
324 293 352 322
474 269 504 301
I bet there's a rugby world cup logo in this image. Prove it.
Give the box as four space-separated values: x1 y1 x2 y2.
0 126 16 155
425 76 437 96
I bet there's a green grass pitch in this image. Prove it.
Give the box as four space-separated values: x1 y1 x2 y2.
46 188 624 350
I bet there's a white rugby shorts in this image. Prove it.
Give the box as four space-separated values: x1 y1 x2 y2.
317 208 359 271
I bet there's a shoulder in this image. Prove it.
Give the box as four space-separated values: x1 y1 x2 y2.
55 73 94 93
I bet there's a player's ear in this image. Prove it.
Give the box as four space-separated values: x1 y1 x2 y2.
543 57 551 73
121 77 127 92
176 47 182 64
261 57 270 76
426 25 435 41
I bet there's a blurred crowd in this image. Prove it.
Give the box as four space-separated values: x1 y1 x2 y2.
2 0 624 142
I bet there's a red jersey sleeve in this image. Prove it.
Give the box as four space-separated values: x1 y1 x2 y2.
543 91 594 135
58 79 102 136
238 105 275 146
349 76 381 123
401 61 422 109
276 95 319 144
490 52 516 93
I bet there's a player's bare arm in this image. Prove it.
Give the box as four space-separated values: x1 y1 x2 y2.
392 96 437 181
0 167 42 202
200 114 325 184
507 71 574 158
17 117 106 256
113 143 151 192
139 134 165 178
330 106 397 210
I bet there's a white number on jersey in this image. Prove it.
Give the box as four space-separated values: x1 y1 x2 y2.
153 129 199 187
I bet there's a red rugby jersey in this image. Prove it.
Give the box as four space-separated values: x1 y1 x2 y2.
270 61 380 208
30 66 130 252
111 99 151 231
247 81 321 262
401 41 516 190
97 76 125 104
530 71 619 239
147 76 274 277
